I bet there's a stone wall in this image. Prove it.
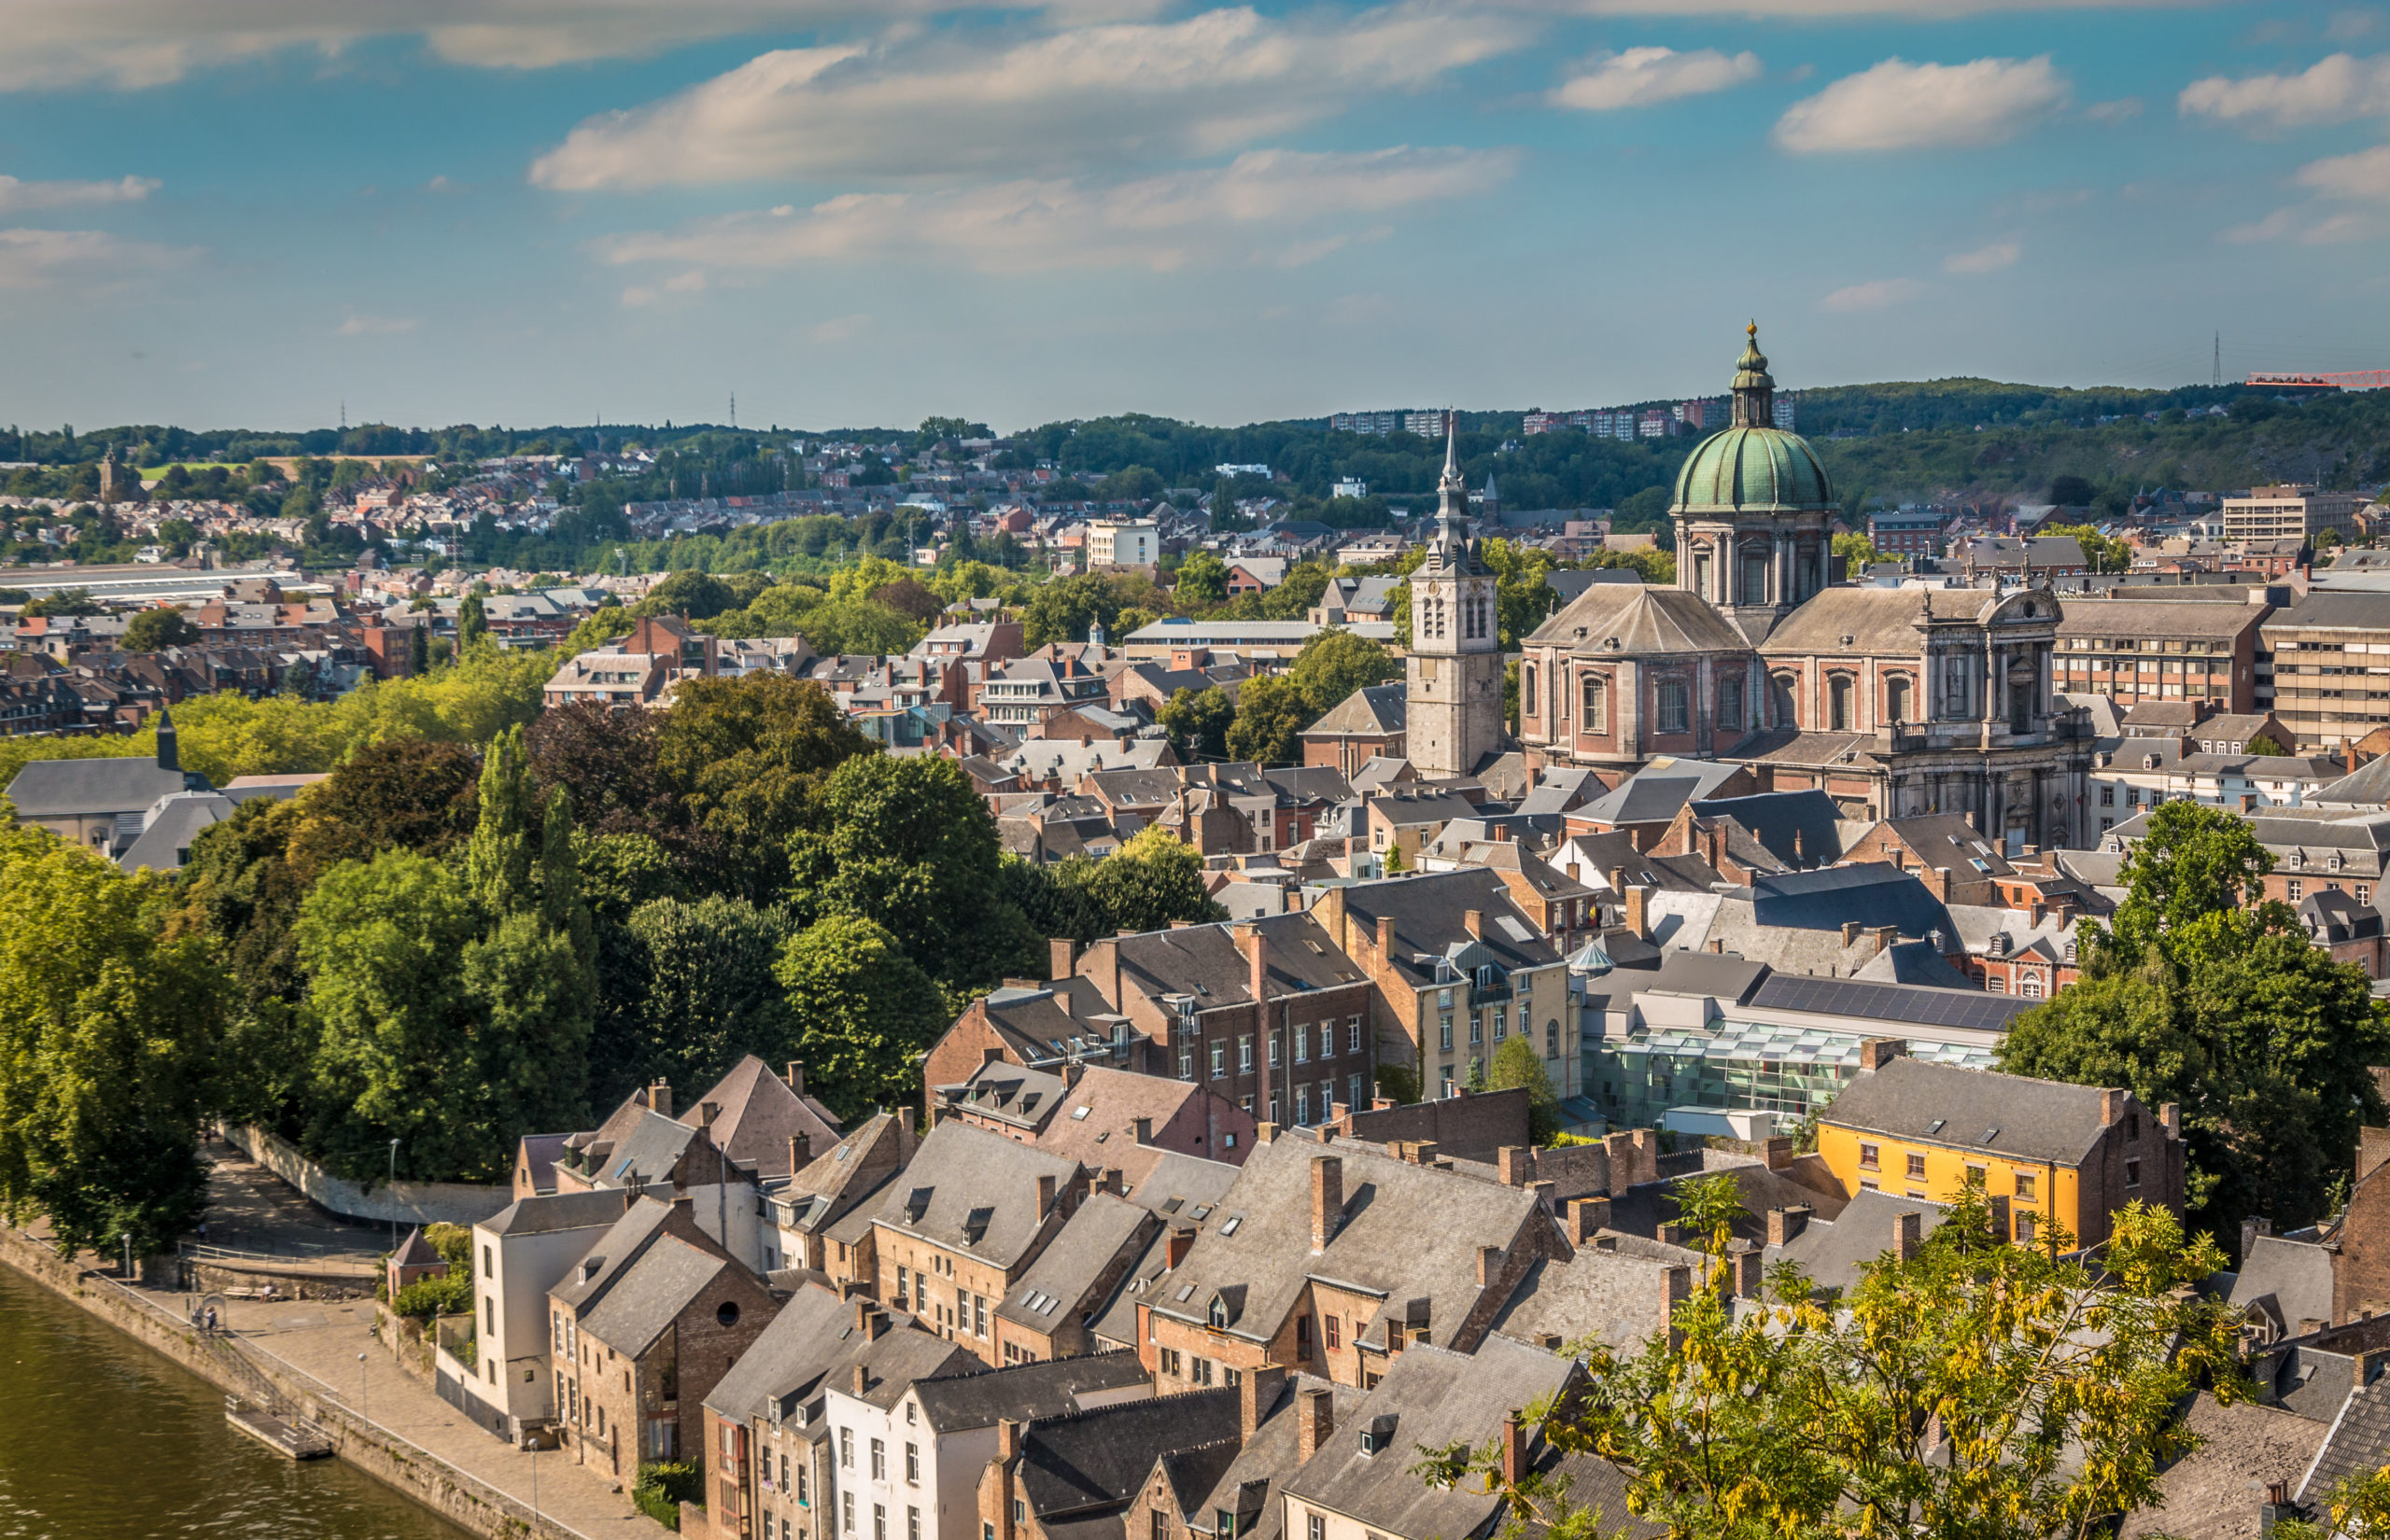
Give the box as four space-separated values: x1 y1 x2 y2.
225 1124 512 1227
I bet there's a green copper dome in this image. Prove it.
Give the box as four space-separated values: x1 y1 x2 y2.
1670 322 1838 514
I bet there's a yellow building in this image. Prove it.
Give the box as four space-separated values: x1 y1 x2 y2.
1814 1040 2183 1251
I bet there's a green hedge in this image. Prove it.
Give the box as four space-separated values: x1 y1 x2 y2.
390 1272 471 1321
635 1462 702 1531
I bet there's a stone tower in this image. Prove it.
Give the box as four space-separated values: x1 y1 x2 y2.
1407 414 1506 777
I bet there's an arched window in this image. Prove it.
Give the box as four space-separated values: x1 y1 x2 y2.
1741 550 1768 607
1770 673 1797 729
1522 663 1538 716
1886 676 1911 724
1656 679 1690 735
1829 675 1854 732
1582 675 1608 734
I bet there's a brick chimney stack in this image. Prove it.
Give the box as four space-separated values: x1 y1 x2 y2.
1567 1197 1610 1244
1050 938 1079 983
1239 1364 1286 1446
2100 1088 2127 1127
1895 1210 1923 1262
789 1132 810 1170
1296 1387 1334 1464
1497 1146 1531 1187
1464 909 1483 940
786 1062 807 1098
1764 1205 1810 1246
1499 1411 1526 1486
1661 1264 1691 1352
1857 1038 1907 1072
1312 1155 1344 1251
1167 1225 1195 1267
649 1079 673 1119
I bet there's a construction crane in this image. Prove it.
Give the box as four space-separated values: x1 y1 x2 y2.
2246 370 2390 390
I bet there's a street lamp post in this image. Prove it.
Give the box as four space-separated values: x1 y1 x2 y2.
530 1441 540 1535
358 1351 369 1425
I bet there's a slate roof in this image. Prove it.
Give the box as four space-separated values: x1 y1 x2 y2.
2313 756 2390 807
116 791 236 873
1086 1154 1245 1350
770 1111 912 1238
1018 1388 1244 1519
1687 790 1848 869
1746 863 1956 939
908 1350 1152 1434
581 1232 730 1356
1033 1067 1223 1176
1331 869 1563 988
481 1187 634 1239
2299 1373 2390 1506
2231 1235 2337 1339
956 1060 1074 1134
1488 1250 1681 1352
1822 1057 2123 1166
7 754 206 818
705 1284 958 1425
1178 1374 1369 1540
1876 815 2014 879
995 1193 1157 1334
2060 597 2264 643
1303 684 1408 738
1283 1337 1655 1539
1525 583 1751 654
1147 1135 1549 1356
2117 1396 2327 1540
1108 913 1368 1008
391 1227 441 1267
867 1120 1080 1272
551 1197 679 1314
1577 759 1750 829
692 1055 844 1179
595 1107 704 1190
1763 1189 1949 1297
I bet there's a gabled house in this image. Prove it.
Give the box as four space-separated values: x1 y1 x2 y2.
868 1122 1090 1354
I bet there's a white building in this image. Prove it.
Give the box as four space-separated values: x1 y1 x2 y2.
1086 520 1158 568
454 1188 627 1440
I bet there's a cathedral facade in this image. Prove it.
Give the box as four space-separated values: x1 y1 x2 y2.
1510 328 2095 850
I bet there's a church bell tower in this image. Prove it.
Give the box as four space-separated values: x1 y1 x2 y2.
1407 413 1506 777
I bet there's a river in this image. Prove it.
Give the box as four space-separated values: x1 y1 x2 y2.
0 1263 468 1540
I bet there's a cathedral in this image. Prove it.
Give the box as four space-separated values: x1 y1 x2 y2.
1423 326 2094 850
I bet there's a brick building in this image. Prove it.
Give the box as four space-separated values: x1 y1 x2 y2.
865 1122 1089 1356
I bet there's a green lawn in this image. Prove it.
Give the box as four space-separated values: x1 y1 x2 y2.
137 462 247 482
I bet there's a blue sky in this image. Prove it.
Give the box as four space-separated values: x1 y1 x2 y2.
0 0 2384 433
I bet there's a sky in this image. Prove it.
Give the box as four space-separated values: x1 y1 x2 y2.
0 0 2386 435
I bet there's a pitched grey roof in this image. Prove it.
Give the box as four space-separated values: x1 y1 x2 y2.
907 1349 1151 1434
2231 1235 2337 1339
116 791 235 873
594 1107 703 1190
956 1060 1074 1133
704 1284 946 1423
1579 759 1748 828
692 1055 843 1179
1303 684 1407 738
1331 869 1563 988
1764 1188 1950 1297
771 1111 911 1237
2117 1395 2326 1540
1282 1337 1653 1539
550 1197 677 1315
1178 1374 1369 1540
1689 790 1847 869
1488 1251 1680 1353
1745 862 1956 938
867 1121 1081 1272
1018 1388 1244 1519
996 1193 1157 1334
6 756 205 818
1148 1135 1549 1356
2300 1373 2390 1506
481 1187 635 1239
1822 1057 2123 1166
1109 912 1367 1006
580 1232 729 1356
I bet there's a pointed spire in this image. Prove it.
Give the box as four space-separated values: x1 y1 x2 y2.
155 706 178 773
1441 408 1458 484
1731 320 1777 428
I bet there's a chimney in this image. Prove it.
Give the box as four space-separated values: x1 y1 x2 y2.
1499 1411 1527 1487
1567 1197 1610 1244
1841 920 1862 945
1706 939 1724 955
1661 1264 1691 1352
1296 1387 1334 1464
649 1079 673 1119
853 1363 871 1394
898 1105 918 1157
789 1133 811 1170
1049 938 1078 983
996 1419 1021 1465
1624 884 1649 938
1761 1137 1792 1171
1464 909 1483 940
2100 1088 2127 1127
1857 1039 1907 1072
1240 922 1270 1015
1239 1364 1286 1445
1895 1210 1923 1263
1036 1173 1058 1216
2160 1101 2180 1138
855 1299 889 1339
1528 1179 1557 1215
1731 1244 1763 1298
700 1100 722 1129
1497 1146 1531 1188
1872 925 1897 955
1167 1225 1196 1268
1477 1245 1504 1285
2244 1215 2272 1262
786 1062 807 1098
1312 1155 1344 1251
1133 1116 1154 1147
1375 915 1394 957
1765 1205 1810 1246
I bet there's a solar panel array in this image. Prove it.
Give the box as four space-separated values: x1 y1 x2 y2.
1750 973 2030 1033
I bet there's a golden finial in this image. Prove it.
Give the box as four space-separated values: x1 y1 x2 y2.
1747 319 1757 339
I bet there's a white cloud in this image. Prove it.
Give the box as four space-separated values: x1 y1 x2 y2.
0 227 190 289
0 174 158 212
2179 53 2390 131
1818 275 1928 312
808 313 872 343
2298 141 2390 200
2221 206 2302 243
597 146 1518 273
336 311 419 334
529 4 1535 189
0 1 1014 91
1944 238 2019 273
1550 47 1762 111
1549 0 2190 14
2085 97 2142 123
1774 55 2070 152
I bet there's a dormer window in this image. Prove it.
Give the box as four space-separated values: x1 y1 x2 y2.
1209 1295 1229 1328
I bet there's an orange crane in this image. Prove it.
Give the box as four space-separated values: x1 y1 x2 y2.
2246 370 2390 389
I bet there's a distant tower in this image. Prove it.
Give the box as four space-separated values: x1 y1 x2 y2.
1407 413 1505 777
98 442 122 504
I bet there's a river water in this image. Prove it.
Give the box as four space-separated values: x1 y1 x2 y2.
0 1263 467 1540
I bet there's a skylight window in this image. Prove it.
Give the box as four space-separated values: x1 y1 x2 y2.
1072 1106 1092 1120
1218 1216 1242 1237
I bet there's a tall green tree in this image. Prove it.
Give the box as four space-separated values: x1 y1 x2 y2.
1286 628 1400 714
1223 674 1312 765
124 607 198 651
407 622 431 677
786 753 1041 989
774 915 950 1120
596 895 801 1105
2001 801 2390 1237
1488 1033 1561 1145
1157 685 1234 762
1078 823 1229 936
1019 573 1123 648
458 591 488 648
1174 549 1230 606
0 826 225 1254
464 725 538 914
655 675 874 903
